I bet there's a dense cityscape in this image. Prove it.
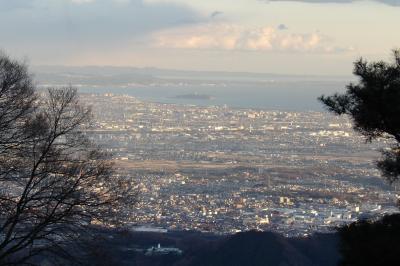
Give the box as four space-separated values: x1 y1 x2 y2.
82 93 398 237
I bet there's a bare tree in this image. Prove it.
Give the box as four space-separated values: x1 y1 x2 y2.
0 53 36 156
0 54 135 265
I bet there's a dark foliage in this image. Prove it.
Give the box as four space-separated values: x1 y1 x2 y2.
38 229 339 266
183 231 339 266
319 50 400 182
338 214 400 266
291 233 340 266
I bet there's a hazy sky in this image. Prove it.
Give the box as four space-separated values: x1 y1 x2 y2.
1 0 399 75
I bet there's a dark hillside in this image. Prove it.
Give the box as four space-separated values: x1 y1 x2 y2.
179 231 339 266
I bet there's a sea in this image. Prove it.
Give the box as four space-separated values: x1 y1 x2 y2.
76 80 348 112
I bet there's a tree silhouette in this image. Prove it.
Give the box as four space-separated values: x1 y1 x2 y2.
319 50 400 183
338 214 400 266
0 53 136 265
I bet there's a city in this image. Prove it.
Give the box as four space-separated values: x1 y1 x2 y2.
82 93 398 237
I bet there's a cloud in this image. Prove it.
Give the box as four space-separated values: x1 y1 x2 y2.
70 0 96 4
69 0 132 4
277 24 288 30
0 0 204 44
263 0 400 6
153 23 352 53
380 0 400 5
0 0 33 11
210 11 223 18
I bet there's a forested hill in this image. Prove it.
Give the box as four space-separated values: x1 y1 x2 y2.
177 231 340 266
45 229 340 266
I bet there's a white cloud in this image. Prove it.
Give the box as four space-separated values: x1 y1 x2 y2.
153 23 352 53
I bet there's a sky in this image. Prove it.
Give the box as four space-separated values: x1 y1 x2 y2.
1 0 399 75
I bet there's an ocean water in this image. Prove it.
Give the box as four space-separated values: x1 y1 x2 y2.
77 80 347 111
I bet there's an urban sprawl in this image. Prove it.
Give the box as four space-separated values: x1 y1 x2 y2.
82 93 398 237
